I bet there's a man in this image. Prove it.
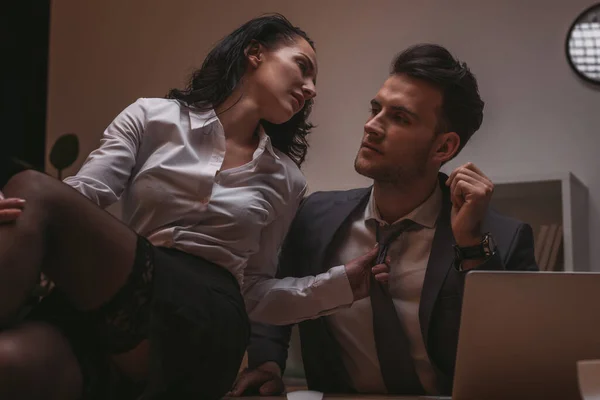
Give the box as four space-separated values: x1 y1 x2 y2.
230 43 537 396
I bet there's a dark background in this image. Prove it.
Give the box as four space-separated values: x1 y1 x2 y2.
1 0 51 181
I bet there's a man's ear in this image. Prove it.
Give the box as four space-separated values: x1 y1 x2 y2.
432 131 460 164
245 40 263 69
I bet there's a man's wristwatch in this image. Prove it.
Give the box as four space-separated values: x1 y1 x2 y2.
453 232 496 270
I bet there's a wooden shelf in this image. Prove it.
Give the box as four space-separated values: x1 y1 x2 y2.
490 172 589 272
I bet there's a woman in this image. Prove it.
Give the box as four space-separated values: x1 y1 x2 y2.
0 14 318 399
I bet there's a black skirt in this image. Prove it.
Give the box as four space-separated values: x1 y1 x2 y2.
29 235 250 400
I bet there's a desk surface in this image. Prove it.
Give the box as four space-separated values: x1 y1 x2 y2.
232 396 443 399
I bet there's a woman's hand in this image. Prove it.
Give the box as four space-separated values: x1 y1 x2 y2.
0 191 26 223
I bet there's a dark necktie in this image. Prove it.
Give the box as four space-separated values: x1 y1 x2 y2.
370 218 425 395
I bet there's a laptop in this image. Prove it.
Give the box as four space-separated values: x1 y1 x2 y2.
452 271 600 400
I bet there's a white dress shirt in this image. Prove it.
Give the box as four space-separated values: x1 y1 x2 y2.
326 185 442 394
64 98 353 325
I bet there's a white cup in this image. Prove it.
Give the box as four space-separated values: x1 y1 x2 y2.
286 390 324 400
578 359 600 400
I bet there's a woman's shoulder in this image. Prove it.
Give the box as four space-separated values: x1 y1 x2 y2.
117 98 192 126
131 97 183 112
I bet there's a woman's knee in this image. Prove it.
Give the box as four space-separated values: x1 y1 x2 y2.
3 170 55 203
2 170 64 235
0 323 82 399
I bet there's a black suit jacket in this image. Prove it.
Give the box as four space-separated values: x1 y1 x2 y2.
248 174 537 395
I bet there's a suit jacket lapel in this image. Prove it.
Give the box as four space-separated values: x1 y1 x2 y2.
313 188 372 274
419 174 456 357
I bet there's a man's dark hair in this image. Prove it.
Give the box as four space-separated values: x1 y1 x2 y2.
392 44 484 156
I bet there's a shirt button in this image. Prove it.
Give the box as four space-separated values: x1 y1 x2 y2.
379 221 386 227
200 196 210 205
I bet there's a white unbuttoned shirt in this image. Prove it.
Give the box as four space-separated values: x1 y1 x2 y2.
326 185 442 394
64 98 353 325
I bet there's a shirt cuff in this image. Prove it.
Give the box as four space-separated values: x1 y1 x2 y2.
323 265 354 308
246 265 355 325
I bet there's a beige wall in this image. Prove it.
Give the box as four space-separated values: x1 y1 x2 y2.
47 0 600 269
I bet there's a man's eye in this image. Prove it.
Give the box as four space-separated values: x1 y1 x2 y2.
297 60 308 72
394 114 408 124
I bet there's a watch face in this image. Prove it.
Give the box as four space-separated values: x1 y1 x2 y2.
454 233 496 261
484 233 496 256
